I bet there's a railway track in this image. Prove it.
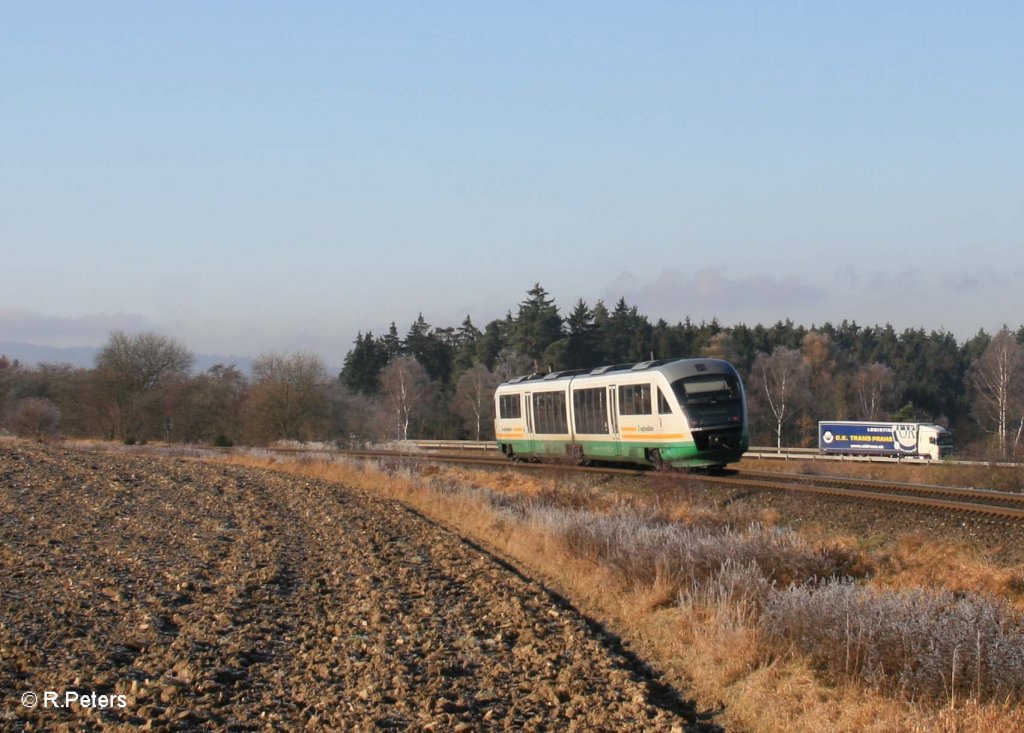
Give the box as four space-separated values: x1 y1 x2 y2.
709 471 1024 521
259 445 1024 522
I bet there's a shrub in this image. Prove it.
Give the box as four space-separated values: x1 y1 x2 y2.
213 434 234 447
525 507 859 594
761 581 1024 702
4 397 61 439
679 558 775 620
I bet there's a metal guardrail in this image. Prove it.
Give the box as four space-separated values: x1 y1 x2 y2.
746 447 919 463
743 447 1022 468
408 440 497 452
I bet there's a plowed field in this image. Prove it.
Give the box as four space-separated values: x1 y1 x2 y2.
1 443 711 731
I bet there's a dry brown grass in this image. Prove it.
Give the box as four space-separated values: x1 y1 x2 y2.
740 456 1024 493
174 449 1024 732
871 532 1024 607
741 455 1024 610
784 525 1024 612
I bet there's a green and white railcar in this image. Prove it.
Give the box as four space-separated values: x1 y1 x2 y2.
494 357 749 469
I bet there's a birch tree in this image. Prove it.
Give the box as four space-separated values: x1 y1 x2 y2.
379 356 433 441
969 328 1024 457
748 347 811 450
452 363 498 440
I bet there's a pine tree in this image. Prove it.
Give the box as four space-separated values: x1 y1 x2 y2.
339 332 389 395
510 284 563 367
453 316 482 373
475 314 513 370
381 322 403 360
564 299 598 368
602 298 651 363
404 314 453 384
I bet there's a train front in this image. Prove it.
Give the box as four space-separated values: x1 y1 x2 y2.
660 359 749 468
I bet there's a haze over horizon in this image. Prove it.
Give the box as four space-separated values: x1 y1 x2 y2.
4 3 1022 365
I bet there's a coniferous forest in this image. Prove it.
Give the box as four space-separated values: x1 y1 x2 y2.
2 284 1023 457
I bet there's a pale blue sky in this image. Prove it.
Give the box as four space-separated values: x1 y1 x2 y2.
3 2 1022 363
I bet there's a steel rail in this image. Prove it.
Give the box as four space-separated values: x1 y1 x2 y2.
737 470 1024 507
257 446 1024 522
405 440 1024 467
703 473 1024 521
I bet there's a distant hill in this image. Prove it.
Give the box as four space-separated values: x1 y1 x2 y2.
0 342 99 368
0 341 254 374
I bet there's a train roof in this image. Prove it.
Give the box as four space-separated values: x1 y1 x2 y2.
498 357 738 388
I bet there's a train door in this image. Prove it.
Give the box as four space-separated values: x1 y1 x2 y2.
607 385 621 457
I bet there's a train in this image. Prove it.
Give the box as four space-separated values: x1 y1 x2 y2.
818 421 953 460
493 357 749 469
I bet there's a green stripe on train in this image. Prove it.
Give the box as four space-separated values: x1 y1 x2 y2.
495 438 746 468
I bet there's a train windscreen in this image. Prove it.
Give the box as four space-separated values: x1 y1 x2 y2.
671 374 743 428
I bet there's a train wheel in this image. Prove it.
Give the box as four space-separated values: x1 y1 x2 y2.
648 448 668 470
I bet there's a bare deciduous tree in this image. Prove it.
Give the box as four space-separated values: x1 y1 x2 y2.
379 356 433 441
453 363 499 440
969 328 1024 457
850 362 897 421
493 348 533 382
801 331 844 425
703 331 736 362
180 364 248 444
327 384 391 445
245 352 329 443
748 347 811 450
94 331 193 440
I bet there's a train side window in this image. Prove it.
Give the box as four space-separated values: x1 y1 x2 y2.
499 394 521 419
533 391 568 434
657 388 673 415
573 387 608 434
618 384 652 415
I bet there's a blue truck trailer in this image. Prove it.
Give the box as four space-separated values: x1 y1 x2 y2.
818 421 953 459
